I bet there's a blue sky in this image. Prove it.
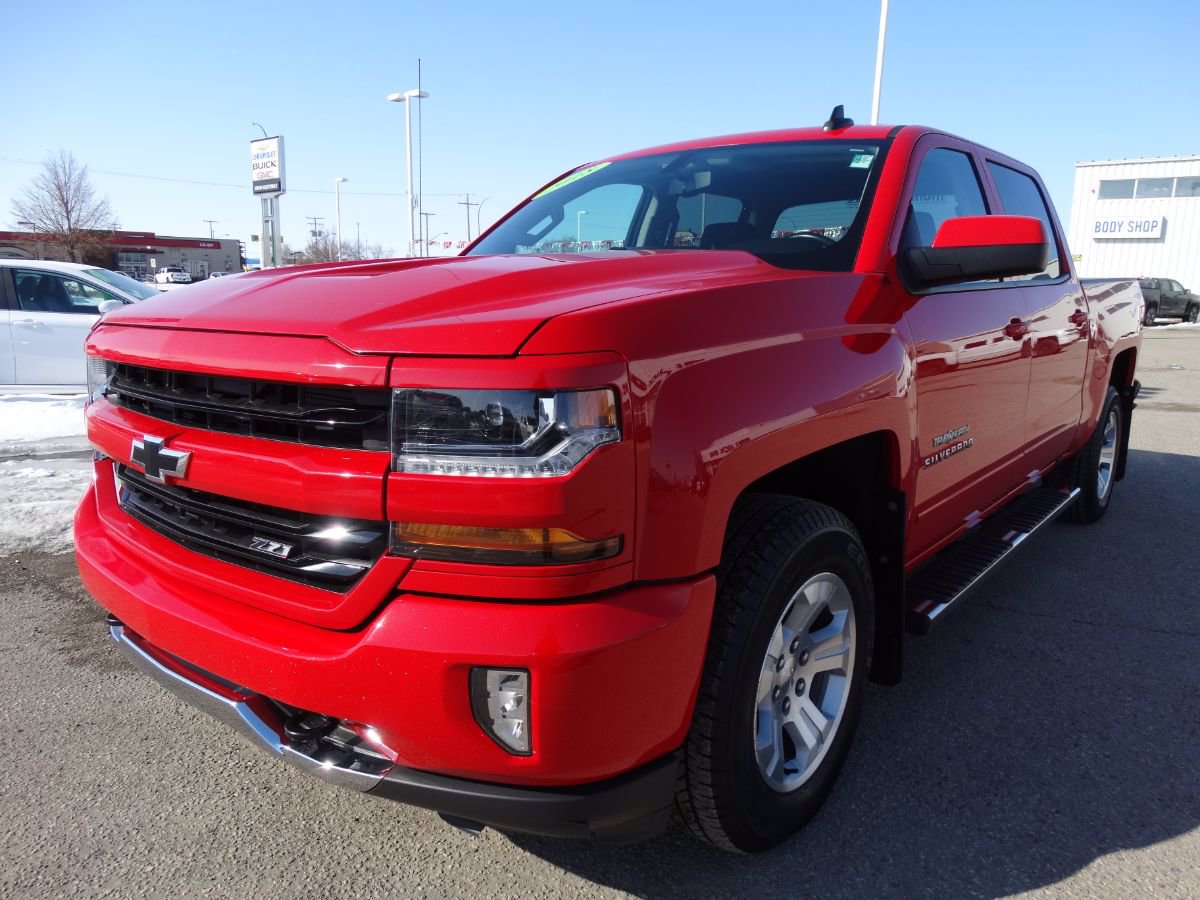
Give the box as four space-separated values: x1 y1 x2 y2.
4 0 1197 258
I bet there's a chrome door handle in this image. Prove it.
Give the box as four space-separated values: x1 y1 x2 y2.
12 318 46 329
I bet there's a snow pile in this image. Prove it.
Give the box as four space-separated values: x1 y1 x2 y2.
0 457 92 553
0 393 89 457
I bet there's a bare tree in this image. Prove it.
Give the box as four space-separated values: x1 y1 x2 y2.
304 235 393 263
11 151 116 262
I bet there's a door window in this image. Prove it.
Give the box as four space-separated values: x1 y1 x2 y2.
986 162 1061 280
1167 280 1184 293
13 270 116 314
900 148 989 250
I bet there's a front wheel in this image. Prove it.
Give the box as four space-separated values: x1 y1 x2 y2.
1184 304 1199 324
1065 387 1123 524
676 495 873 853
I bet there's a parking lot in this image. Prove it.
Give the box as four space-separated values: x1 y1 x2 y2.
1 328 1197 899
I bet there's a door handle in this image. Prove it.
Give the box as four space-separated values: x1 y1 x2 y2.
12 318 46 329
1004 318 1029 340
1068 310 1088 327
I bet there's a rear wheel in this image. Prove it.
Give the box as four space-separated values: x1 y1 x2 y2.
1065 386 1122 524
676 495 873 853
1144 303 1158 327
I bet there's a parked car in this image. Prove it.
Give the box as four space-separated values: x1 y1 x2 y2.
1137 277 1199 324
1 260 159 390
208 271 231 279
154 266 192 285
78 112 1143 852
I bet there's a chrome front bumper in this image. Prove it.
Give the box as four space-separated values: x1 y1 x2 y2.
107 617 393 791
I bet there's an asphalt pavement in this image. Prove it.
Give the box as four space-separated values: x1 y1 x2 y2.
1 328 1197 899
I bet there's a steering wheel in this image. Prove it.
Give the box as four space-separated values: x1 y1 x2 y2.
783 231 837 247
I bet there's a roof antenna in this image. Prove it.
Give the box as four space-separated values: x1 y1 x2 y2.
823 105 854 132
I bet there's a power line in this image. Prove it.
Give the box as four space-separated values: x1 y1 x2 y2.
0 155 475 198
458 194 481 241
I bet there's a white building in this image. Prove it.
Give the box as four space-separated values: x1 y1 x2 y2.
1067 156 1200 290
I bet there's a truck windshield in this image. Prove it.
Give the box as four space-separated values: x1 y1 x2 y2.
469 140 885 271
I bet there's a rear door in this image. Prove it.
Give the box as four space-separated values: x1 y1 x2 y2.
1162 280 1187 314
10 268 114 386
983 160 1090 466
897 139 1034 556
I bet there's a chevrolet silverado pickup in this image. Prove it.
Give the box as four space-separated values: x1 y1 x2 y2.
76 110 1143 853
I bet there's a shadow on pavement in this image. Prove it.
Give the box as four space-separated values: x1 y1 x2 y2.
508 448 1200 898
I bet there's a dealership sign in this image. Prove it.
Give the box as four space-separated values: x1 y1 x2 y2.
1090 215 1164 240
250 136 286 196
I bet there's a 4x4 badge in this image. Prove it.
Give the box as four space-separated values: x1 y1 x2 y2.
130 435 191 485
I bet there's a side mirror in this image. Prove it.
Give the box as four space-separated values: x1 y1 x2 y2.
902 215 1050 290
98 299 124 316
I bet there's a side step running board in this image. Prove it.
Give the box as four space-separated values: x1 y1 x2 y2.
906 486 1080 635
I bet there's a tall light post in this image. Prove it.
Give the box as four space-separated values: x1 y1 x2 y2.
576 210 588 244
386 89 430 257
870 0 890 125
334 177 348 261
476 196 492 237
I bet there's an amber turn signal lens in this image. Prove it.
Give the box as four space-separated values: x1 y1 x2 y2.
392 523 621 565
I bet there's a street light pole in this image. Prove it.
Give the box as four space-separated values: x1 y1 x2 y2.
334 177 347 261
386 89 430 257
870 0 890 125
576 210 588 244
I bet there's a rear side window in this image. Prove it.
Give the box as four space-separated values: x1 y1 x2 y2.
900 148 989 250
987 162 1061 280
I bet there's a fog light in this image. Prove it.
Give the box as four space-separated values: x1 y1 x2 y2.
470 668 531 755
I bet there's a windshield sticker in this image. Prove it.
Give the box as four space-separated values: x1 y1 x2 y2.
534 162 611 198
849 153 875 169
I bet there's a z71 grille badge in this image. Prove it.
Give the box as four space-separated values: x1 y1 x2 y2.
248 536 295 559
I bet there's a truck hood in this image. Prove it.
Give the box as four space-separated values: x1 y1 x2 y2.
103 252 785 356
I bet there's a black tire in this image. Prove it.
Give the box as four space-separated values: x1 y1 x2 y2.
675 494 874 853
1143 303 1157 327
1064 386 1122 524
1185 304 1199 324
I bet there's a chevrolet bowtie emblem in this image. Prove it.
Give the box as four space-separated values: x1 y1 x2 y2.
130 435 191 484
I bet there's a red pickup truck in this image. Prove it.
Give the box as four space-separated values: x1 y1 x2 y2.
76 111 1143 853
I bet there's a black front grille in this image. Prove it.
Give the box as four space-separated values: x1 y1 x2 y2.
106 363 390 451
116 465 387 590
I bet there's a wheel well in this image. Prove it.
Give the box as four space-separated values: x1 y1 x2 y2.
736 432 905 686
1110 347 1136 390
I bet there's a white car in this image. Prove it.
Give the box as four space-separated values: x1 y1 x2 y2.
154 266 192 285
1 260 159 391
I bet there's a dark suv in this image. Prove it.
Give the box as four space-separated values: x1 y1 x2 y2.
1138 278 1199 324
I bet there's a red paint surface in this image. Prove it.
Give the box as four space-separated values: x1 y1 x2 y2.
76 123 1143 787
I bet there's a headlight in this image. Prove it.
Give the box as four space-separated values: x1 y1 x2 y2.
86 356 113 406
391 387 620 477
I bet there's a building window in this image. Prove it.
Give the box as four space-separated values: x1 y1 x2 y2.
1098 179 1134 199
1175 176 1200 197
1134 178 1174 199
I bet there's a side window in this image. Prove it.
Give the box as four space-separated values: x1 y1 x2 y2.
1168 280 1184 293
986 162 1061 280
13 270 115 314
900 148 989 250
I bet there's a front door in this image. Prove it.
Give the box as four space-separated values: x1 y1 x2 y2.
898 142 1034 557
9 268 112 386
